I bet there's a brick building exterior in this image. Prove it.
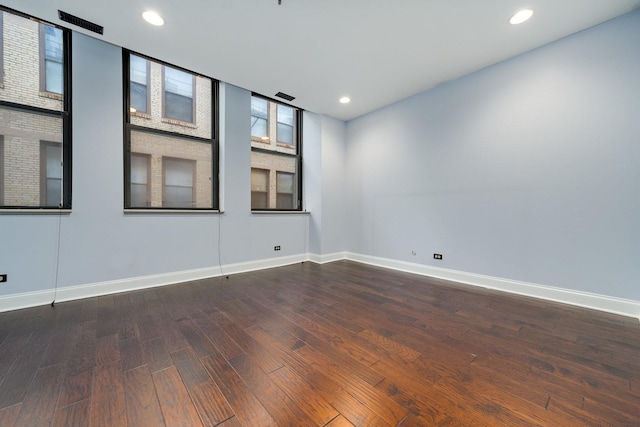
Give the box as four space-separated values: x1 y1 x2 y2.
0 11 64 207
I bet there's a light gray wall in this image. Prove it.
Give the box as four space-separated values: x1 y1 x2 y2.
345 10 640 300
320 116 346 255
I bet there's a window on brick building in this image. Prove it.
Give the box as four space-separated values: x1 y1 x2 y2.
163 66 195 123
251 97 268 140
124 51 218 210
130 55 149 114
41 141 62 207
251 168 269 209
277 104 295 145
40 24 64 95
163 157 195 208
0 8 70 210
250 94 302 211
276 172 294 209
130 153 150 207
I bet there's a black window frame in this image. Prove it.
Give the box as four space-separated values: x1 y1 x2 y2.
123 49 219 211
0 7 72 210
250 93 303 212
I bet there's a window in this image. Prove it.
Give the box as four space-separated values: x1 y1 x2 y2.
277 104 295 145
130 153 150 207
163 157 195 208
251 168 269 209
251 97 268 140
250 94 302 211
40 141 62 207
124 51 218 210
130 55 149 114
0 9 70 209
163 65 195 123
276 172 294 209
40 24 64 95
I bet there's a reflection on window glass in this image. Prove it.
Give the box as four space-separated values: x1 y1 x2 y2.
130 153 150 207
251 168 269 209
164 66 194 123
251 97 268 139
277 105 294 144
42 142 62 207
276 172 294 209
44 25 63 94
130 55 148 113
163 157 195 208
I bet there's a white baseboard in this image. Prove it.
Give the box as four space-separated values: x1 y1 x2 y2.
0 254 306 313
308 251 347 264
2 251 639 321
344 252 640 320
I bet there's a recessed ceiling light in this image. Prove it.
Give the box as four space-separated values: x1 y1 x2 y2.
509 9 534 25
339 96 351 104
142 11 164 26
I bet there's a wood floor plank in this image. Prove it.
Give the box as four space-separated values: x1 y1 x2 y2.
13 363 65 426
57 367 93 408
53 399 90 427
124 364 165 426
269 365 339 426
95 333 120 366
119 337 145 372
171 347 234 426
91 361 126 427
200 351 277 427
142 337 173 373
229 353 315 425
0 403 21 426
152 366 203 427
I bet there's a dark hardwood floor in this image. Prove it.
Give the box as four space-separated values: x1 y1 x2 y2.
0 260 639 426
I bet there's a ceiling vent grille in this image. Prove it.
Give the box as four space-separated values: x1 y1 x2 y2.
275 92 295 102
58 10 104 35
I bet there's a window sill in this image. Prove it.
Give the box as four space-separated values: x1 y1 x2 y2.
124 209 223 214
252 210 310 215
161 117 197 128
39 91 63 101
131 111 151 119
0 209 71 215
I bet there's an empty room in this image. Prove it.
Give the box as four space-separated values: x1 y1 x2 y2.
0 0 639 425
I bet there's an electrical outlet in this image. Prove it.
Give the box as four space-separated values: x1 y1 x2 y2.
433 254 443 260
274 246 281 251
0 274 7 283
411 250 416 256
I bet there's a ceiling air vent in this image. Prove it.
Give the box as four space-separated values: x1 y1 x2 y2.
275 92 295 102
58 10 104 35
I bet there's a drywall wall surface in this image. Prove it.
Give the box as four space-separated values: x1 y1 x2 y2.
345 10 640 299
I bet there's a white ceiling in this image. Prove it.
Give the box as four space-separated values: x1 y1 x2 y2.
4 0 640 121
